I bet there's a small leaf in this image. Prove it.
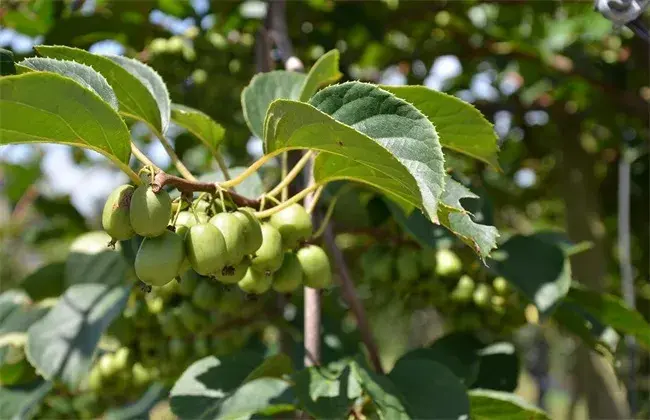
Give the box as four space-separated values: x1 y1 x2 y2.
299 49 342 101
65 231 129 287
0 380 53 420
382 85 500 169
244 353 293 383
105 383 166 420
171 104 225 155
388 358 470 419
107 55 171 133
19 57 118 110
566 285 650 351
439 177 499 259
198 167 264 200
25 284 130 388
0 48 16 76
293 364 359 419
492 234 570 316
20 262 65 302
350 358 409 420
469 389 550 420
242 70 306 139
0 73 133 175
36 45 164 134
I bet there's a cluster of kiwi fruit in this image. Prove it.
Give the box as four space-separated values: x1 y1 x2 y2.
358 244 526 335
102 183 333 295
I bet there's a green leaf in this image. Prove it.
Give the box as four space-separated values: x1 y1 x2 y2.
0 73 132 175
107 55 171 133
105 383 166 420
0 291 31 324
400 344 480 387
242 71 306 139
469 389 550 420
209 378 294 419
36 45 164 134
20 263 65 302
169 352 264 419
198 167 264 200
171 104 226 155
0 380 53 420
385 199 449 249
473 342 520 392
244 353 293 383
18 57 118 110
388 358 470 419
0 48 16 76
552 303 617 358
350 358 409 420
293 364 359 419
533 231 593 257
438 177 499 259
299 49 342 101
382 85 500 169
25 284 130 388
566 285 650 351
65 231 130 287
492 234 570 317
0 161 41 204
265 82 445 220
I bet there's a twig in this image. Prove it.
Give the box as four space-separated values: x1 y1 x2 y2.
324 224 384 374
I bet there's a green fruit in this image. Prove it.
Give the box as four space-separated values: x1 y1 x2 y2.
130 185 172 237
396 247 420 284
238 268 272 294
178 269 201 296
269 203 313 249
455 311 482 331
102 185 135 240
98 353 117 377
219 257 250 284
435 249 462 277
209 213 247 265
272 252 303 293
297 245 332 289
169 338 188 359
157 311 186 337
490 295 507 315
192 280 221 310
233 209 263 255
251 224 284 274
87 366 103 391
361 245 394 283
176 302 209 333
451 275 475 302
176 211 209 228
194 199 212 214
472 283 493 308
194 337 211 357
135 231 185 287
132 363 151 387
492 276 509 295
185 223 227 275
113 347 130 371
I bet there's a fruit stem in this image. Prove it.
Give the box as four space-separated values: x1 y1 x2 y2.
148 124 197 181
280 152 289 201
305 185 324 214
312 192 339 239
131 142 158 170
219 153 277 189
267 151 313 198
253 183 322 219
215 152 232 181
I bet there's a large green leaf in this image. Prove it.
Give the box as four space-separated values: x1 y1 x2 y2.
438 177 499 259
20 263 65 302
350 358 408 420
25 284 130 388
388 358 470 419
492 234 570 317
265 82 445 219
207 378 294 419
382 85 499 169
552 302 617 358
36 45 164 134
65 231 130 287
18 57 118 110
0 380 53 420
0 73 132 175
293 364 360 419
242 71 306 139
299 49 342 101
566 285 650 351
171 104 225 155
244 353 293 383
469 389 550 420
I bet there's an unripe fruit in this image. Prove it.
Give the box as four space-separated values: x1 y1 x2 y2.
194 199 212 214
219 257 250 284
269 203 313 249
272 252 303 293
361 245 394 283
238 268 272 294
87 366 102 391
176 302 209 333
209 213 247 265
102 185 135 240
396 247 420 284
113 347 130 371
130 185 172 237
132 363 151 387
435 249 462 277
176 211 209 228
251 224 284 274
157 311 186 337
492 276 509 295
472 283 493 308
98 353 117 377
178 269 201 296
233 209 263 255
451 275 475 302
185 223 227 275
297 245 332 289
135 231 185 287
192 280 221 310
169 338 188 360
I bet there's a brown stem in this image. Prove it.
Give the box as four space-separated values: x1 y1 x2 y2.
151 171 260 208
324 225 384 374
